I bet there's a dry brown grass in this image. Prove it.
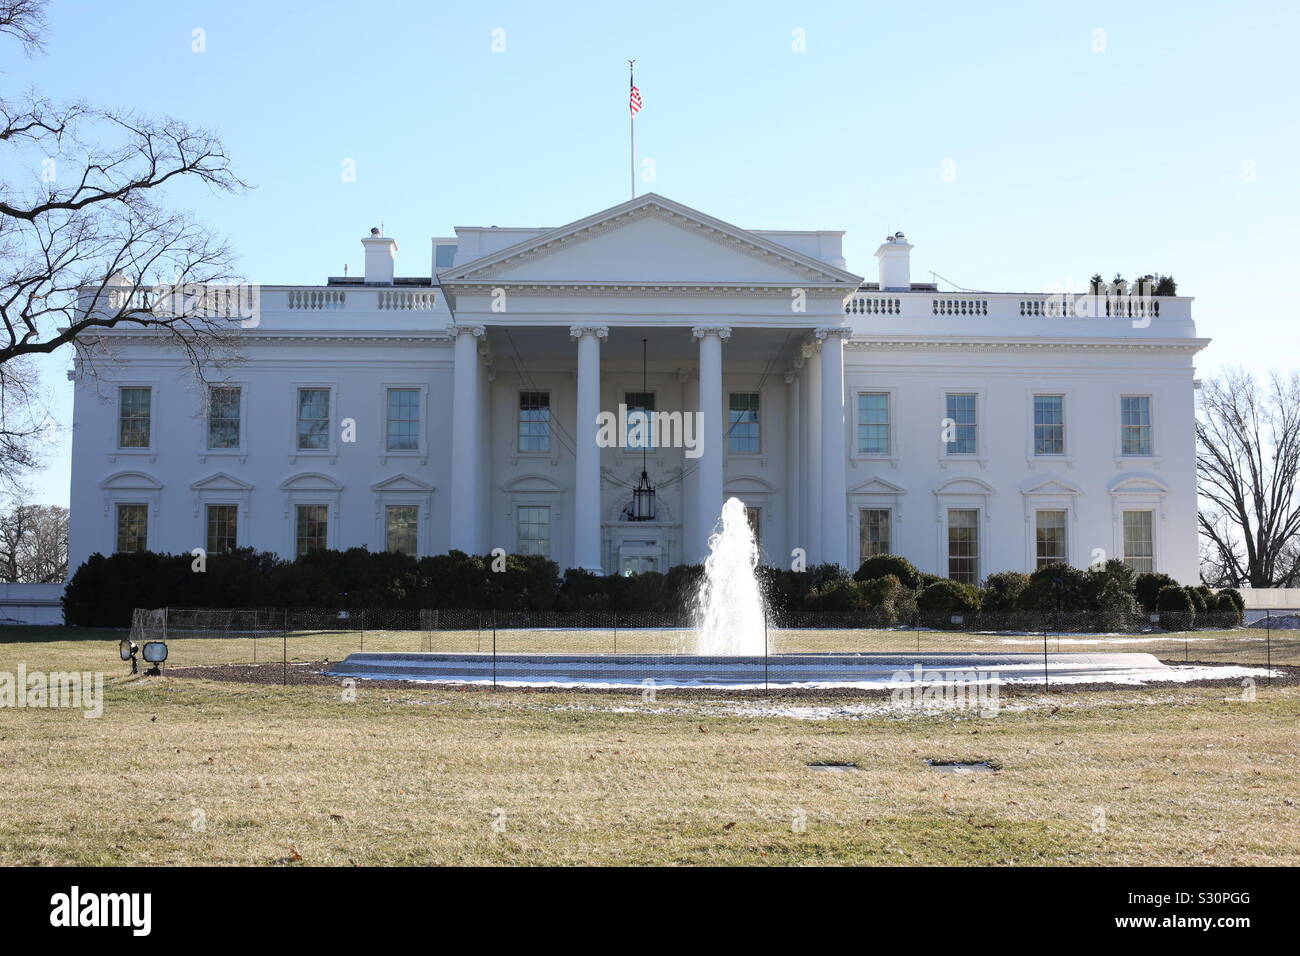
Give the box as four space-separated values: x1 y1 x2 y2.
0 630 1296 866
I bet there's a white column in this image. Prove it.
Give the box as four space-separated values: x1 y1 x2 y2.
784 368 800 565
818 326 850 568
449 324 486 553
803 341 822 564
570 325 607 572
693 325 730 561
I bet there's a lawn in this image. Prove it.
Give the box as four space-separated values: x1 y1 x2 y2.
0 627 1297 866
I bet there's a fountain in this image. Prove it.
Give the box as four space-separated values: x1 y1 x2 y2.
695 497 767 656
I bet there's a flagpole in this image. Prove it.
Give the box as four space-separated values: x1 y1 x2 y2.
628 59 636 200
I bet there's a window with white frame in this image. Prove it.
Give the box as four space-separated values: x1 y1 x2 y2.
945 393 977 455
1122 510 1155 573
859 508 891 559
296 388 331 450
1033 395 1065 456
947 508 979 584
518 391 551 453
857 393 890 455
1035 510 1067 568
116 503 148 553
516 505 550 557
295 504 329 555
385 505 419 556
207 386 241 450
118 387 152 448
1120 396 1153 456
385 388 420 451
624 391 655 450
206 504 238 554
728 393 760 453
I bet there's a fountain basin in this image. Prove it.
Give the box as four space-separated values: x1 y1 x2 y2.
323 650 1179 688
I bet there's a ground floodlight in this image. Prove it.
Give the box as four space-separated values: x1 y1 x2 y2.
142 641 168 676
1150 613 1161 624
950 615 964 626
119 639 139 674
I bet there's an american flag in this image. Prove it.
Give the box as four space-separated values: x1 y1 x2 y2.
629 79 642 115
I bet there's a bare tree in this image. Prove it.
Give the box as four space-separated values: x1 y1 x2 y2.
0 500 67 582
1197 368 1300 587
1 0 247 373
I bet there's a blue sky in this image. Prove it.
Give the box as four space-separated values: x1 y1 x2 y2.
13 0 1300 505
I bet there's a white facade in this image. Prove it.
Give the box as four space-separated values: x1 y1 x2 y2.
67 194 1207 583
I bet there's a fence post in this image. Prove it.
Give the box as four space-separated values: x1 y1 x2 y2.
281 607 288 686
1266 609 1272 685
1042 622 1050 690
763 604 769 692
612 611 617 656
491 609 497 690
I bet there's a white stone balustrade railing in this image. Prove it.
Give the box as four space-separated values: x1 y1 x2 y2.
844 291 1187 323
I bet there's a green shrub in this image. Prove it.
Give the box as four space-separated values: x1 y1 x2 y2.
1084 560 1136 607
1155 584 1196 630
982 571 1030 613
1095 578 1144 632
917 579 982 627
1134 572 1178 612
1184 586 1207 613
853 554 922 590
1206 589 1245 627
805 580 871 613
859 574 909 626
1218 588 1245 612
1017 562 1090 615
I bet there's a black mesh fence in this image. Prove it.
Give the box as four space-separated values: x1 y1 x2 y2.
128 605 1295 687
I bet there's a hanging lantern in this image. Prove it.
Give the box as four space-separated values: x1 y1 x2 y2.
629 337 655 521
631 468 655 521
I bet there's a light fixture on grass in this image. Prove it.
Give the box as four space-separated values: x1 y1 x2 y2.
118 639 138 675
142 641 168 676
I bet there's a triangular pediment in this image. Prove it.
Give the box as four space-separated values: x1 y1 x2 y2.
849 476 908 495
1020 476 1082 496
191 472 253 492
440 194 862 289
371 473 434 493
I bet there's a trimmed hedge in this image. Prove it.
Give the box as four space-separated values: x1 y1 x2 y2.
62 547 1241 631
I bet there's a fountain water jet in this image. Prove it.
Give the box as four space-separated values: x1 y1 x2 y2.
695 497 767 656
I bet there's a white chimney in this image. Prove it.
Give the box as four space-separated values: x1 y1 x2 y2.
874 232 912 291
361 227 398 285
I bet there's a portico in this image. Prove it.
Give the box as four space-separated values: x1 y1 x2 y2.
437 192 863 573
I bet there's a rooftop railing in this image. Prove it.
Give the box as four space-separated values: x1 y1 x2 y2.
845 290 1176 322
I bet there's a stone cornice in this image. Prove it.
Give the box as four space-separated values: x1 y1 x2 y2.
440 281 852 298
844 336 1210 354
81 331 453 345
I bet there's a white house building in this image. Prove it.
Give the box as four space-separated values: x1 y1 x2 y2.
67 193 1207 583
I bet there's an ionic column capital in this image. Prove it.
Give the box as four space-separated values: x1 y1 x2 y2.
814 325 852 341
569 325 609 341
450 323 486 338
691 325 732 341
